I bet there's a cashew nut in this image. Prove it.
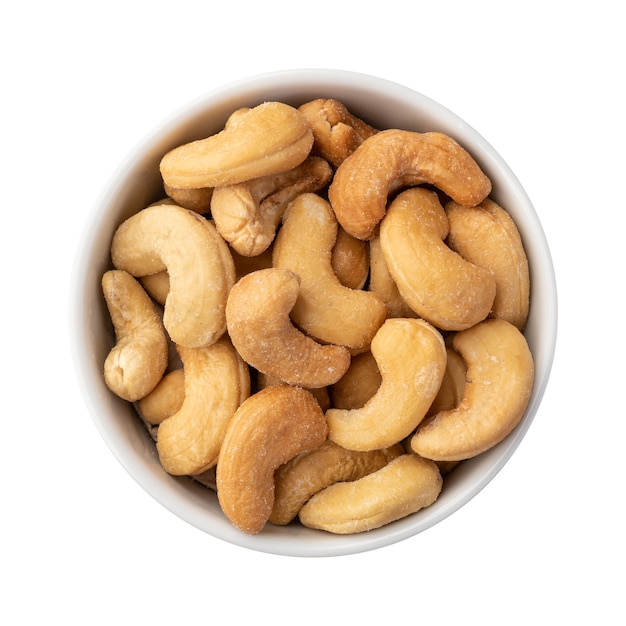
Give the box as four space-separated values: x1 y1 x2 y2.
332 227 370 290
411 318 535 461
270 440 404 525
163 183 213 213
380 188 496 331
225 267 351 388
160 101 314 189
446 198 530 330
137 369 184 425
298 454 443 534
156 337 250 476
328 351 381 410
216 384 329 534
210 156 333 256
298 98 378 167
328 128 492 240
326 317 447 451
272 192 387 353
426 347 467 417
102 269 168 402
111 204 235 348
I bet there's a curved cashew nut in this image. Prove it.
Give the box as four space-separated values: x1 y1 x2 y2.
211 156 332 257
331 227 370 290
329 351 381 410
426 347 467 417
216 384 328 534
380 188 496 330
111 204 235 348
411 318 535 461
160 101 314 189
298 98 378 167
156 337 250 476
137 369 185 425
226 267 351 388
328 128 492 240
270 440 404 525
272 193 387 353
446 198 530 330
326 317 447 451
298 454 443 534
102 269 168 402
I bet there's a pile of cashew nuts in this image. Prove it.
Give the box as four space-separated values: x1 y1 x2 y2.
102 98 534 535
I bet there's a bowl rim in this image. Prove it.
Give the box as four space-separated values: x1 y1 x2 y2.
69 68 558 557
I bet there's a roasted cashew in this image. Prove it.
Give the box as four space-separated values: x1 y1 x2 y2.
446 198 530 330
137 369 184 425
270 440 404 525
328 351 381 410
102 269 168 402
160 101 314 189
210 156 332 256
326 317 447 451
111 204 235 348
298 454 443 534
328 128 492 240
216 384 328 534
163 183 213 213
298 98 378 167
225 267 351 388
426 347 467 417
332 227 369 290
272 193 387 353
380 188 496 331
156 337 250 476
411 319 534 461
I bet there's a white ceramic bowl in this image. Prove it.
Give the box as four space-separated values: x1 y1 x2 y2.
70 69 557 557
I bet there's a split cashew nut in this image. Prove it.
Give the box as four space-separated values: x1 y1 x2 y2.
298 454 443 534
411 318 535 461
216 384 328 534
380 187 496 330
272 192 387 353
156 337 250 476
328 128 492 240
111 204 235 348
326 317 447 451
225 267 351 388
102 269 168 402
160 101 314 189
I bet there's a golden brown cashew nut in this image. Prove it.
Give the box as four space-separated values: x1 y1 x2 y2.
298 98 378 167
137 369 185 425
329 351 381 410
332 227 369 290
328 128 492 240
102 270 168 402
111 204 235 348
156 337 250 476
216 384 329 534
270 440 404 525
160 102 314 189
298 454 443 534
411 319 534 461
225 268 351 388
446 198 530 330
380 188 496 331
210 156 332 256
426 347 467 417
326 318 447 451
272 193 387 352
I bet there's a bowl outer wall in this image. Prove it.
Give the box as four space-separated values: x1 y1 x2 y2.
69 69 558 557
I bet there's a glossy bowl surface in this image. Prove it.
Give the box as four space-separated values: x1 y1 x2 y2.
70 69 557 557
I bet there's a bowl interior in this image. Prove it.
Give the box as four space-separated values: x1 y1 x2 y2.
70 69 557 557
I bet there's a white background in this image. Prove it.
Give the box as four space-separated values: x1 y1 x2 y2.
2 1 623 623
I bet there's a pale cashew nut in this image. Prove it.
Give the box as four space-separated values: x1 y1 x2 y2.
411 318 535 461
298 454 443 534
326 317 447 451
156 337 250 476
111 204 236 348
160 101 314 189
272 193 387 353
270 440 404 526
216 384 329 534
210 156 332 257
298 98 378 167
102 269 168 402
137 369 185 425
328 128 492 240
225 267 351 388
446 198 531 330
380 188 496 330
